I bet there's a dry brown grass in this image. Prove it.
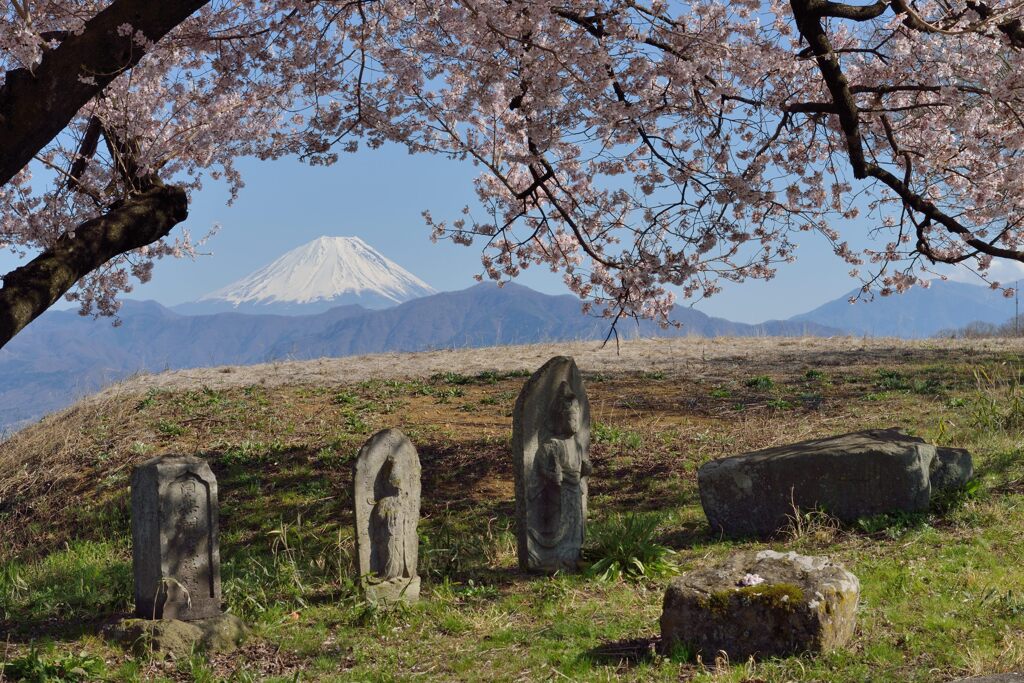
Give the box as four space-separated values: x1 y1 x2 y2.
2 335 1021 563
86 335 1024 394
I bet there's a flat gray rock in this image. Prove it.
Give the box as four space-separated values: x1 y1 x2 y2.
949 676 1024 682
131 455 222 620
699 428 942 537
660 550 859 661
512 356 592 572
354 428 422 604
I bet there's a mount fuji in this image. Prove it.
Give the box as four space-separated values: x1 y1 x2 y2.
175 236 436 315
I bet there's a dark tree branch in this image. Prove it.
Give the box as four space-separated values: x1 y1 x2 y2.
812 0 890 20
0 184 189 349
966 0 1024 48
0 0 210 187
790 0 1024 264
66 117 102 192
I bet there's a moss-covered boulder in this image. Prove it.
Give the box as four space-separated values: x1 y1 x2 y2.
104 613 248 658
660 550 859 661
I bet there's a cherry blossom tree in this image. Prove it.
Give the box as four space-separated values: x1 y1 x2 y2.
2 0 1024 349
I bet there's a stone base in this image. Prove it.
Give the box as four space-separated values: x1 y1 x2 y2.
363 576 420 604
660 550 859 661
951 676 1024 682
104 613 248 658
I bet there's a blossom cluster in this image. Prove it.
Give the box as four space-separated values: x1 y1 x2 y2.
3 0 1023 321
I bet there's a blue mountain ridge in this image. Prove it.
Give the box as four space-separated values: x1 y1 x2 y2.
2 278 1017 433
789 279 1018 338
0 282 836 432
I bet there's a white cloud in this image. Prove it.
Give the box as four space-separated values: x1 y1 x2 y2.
938 259 1024 288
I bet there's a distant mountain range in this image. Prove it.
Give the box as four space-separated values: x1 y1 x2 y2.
0 282 837 432
1 229 1019 434
791 280 1018 338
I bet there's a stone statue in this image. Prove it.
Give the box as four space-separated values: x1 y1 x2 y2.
512 356 591 572
354 428 421 603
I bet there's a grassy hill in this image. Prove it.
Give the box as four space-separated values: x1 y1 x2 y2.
1 338 1023 682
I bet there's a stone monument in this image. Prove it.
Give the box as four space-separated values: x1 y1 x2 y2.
698 428 974 537
512 356 592 572
131 455 222 620
354 428 422 603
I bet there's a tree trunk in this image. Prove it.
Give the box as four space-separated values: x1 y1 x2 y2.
0 184 189 349
0 0 210 187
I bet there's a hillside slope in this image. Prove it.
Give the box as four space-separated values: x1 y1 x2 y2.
0 284 839 432
1 337 1022 681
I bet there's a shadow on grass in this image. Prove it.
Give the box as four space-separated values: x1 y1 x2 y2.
581 636 659 669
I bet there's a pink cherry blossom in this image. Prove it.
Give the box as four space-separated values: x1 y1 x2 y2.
3 0 1024 330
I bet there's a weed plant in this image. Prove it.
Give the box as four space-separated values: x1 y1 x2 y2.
585 512 677 582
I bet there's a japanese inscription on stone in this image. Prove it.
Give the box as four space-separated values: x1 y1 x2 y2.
131 456 222 620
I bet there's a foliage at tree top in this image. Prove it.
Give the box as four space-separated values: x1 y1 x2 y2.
2 0 1024 336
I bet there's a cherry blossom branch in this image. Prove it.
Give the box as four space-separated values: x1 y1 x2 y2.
790 0 1024 265
0 0 210 187
0 183 188 348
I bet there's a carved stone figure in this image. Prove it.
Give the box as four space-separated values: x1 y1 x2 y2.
354 428 421 603
512 356 592 572
131 455 222 620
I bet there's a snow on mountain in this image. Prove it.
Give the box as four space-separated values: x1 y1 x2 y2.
182 236 436 314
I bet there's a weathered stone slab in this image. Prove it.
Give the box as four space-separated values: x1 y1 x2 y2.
950 676 1024 682
354 428 421 604
105 613 247 658
931 446 974 494
512 356 592 572
660 550 859 661
131 455 222 620
699 428 936 537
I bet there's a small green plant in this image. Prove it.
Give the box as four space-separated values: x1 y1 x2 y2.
804 369 825 381
591 422 643 449
0 647 105 682
128 441 152 456
709 387 731 398
967 365 1024 433
745 375 774 390
585 512 677 582
431 371 474 386
766 399 793 410
980 586 1024 618
662 640 696 663
911 378 943 394
856 510 926 539
135 389 159 411
642 370 666 381
875 369 911 391
343 413 370 433
333 390 359 405
931 477 983 514
155 419 185 436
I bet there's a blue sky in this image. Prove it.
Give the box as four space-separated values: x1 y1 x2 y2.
3 142 1022 324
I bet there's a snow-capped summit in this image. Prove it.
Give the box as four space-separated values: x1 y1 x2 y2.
183 236 436 315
